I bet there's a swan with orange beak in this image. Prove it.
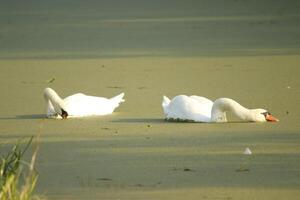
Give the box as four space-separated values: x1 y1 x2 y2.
162 96 279 123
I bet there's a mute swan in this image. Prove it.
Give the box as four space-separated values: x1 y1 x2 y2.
44 87 125 119
162 95 278 123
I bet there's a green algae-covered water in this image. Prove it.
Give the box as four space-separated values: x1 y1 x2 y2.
1 56 299 199
1 1 300 199
0 0 300 58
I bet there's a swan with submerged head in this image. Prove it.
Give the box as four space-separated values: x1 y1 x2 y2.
162 95 278 123
44 87 125 119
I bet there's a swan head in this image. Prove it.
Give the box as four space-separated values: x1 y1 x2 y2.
250 109 279 122
61 109 68 119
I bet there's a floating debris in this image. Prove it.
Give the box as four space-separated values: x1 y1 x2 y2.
97 178 112 182
172 167 195 172
47 78 56 84
236 167 250 172
21 78 56 84
138 86 148 90
243 147 252 155
183 168 193 172
134 183 143 187
107 86 124 89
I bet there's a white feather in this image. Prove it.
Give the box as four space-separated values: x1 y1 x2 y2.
44 88 125 118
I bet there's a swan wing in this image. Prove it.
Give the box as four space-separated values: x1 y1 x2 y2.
165 95 212 122
63 93 121 117
189 95 213 117
190 95 213 105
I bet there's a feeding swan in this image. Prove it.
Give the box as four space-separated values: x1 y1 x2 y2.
162 95 278 123
44 87 125 119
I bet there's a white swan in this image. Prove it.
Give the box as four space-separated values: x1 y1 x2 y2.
44 87 125 119
162 95 278 122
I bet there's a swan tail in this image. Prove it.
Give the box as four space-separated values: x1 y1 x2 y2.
110 93 125 107
162 96 171 115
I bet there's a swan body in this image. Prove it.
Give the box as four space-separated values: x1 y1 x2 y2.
44 87 125 119
162 95 213 122
162 95 278 123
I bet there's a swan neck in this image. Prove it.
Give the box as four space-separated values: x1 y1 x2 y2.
44 88 66 114
211 98 250 122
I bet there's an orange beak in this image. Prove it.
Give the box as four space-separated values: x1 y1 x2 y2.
266 114 279 122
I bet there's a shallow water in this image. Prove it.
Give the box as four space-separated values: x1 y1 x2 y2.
0 56 300 199
1 0 300 199
0 0 300 58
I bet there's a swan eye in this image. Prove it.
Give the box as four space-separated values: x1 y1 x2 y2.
261 111 271 117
